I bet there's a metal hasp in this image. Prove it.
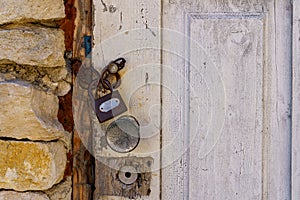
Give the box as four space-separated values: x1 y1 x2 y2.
94 156 153 199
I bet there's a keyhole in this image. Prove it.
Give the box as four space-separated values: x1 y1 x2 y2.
125 172 131 178
118 166 138 185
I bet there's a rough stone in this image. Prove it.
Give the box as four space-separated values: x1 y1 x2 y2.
47 67 69 82
0 191 49 200
0 25 65 68
0 140 67 191
0 65 71 96
0 81 68 141
56 81 72 96
45 177 72 200
0 0 65 25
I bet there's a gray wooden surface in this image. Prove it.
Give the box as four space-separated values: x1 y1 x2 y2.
292 0 300 199
93 0 161 199
92 0 295 199
162 1 292 199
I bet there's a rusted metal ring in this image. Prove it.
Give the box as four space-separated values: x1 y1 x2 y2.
100 72 121 91
102 79 114 93
113 58 126 70
97 57 126 92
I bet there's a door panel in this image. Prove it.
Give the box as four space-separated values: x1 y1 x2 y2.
189 13 263 199
161 1 292 199
92 0 293 199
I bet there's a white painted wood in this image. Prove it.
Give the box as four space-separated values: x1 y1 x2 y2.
92 0 293 199
189 13 263 200
263 1 292 199
292 0 300 199
161 0 292 200
92 0 161 199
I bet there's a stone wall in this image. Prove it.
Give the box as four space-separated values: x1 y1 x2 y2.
0 0 72 199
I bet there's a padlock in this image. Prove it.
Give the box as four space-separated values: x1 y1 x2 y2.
95 90 127 123
94 58 127 123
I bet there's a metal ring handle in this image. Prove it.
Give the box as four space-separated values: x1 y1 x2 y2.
100 72 121 91
98 58 125 91
113 58 126 70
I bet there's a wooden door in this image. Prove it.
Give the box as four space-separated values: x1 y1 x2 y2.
162 1 291 200
89 0 299 199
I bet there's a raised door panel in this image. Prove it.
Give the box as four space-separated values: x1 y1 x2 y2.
188 13 263 199
161 1 292 199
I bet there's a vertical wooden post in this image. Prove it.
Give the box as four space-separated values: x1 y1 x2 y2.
292 0 300 199
72 0 94 199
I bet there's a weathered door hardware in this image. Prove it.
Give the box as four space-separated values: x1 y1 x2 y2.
94 58 127 123
118 165 138 185
95 157 153 198
106 115 140 153
94 58 141 153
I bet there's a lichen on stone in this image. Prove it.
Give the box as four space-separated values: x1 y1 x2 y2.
0 63 71 96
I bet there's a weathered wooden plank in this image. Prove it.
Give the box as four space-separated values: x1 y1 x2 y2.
263 1 292 199
292 0 300 199
72 0 94 200
161 1 264 199
91 0 293 199
161 0 292 199
92 0 161 199
188 13 263 200
73 0 93 60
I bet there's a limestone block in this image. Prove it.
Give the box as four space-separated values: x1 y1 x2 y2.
0 81 67 141
0 0 65 24
0 140 67 191
0 25 65 68
0 191 49 200
45 177 72 200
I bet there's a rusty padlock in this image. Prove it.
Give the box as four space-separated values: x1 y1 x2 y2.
95 89 127 123
95 58 127 123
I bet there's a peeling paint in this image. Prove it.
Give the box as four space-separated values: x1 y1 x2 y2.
109 5 117 13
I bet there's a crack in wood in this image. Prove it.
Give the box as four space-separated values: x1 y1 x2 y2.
100 0 108 12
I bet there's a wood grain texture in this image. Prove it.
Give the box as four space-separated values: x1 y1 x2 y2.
93 0 161 199
263 1 292 199
161 1 264 199
95 157 153 198
72 0 94 200
73 0 93 60
292 0 300 199
161 0 292 200
189 13 263 200
92 0 293 199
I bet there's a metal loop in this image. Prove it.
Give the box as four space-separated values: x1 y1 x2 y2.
100 72 121 91
97 58 126 92
102 79 114 93
113 58 126 70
